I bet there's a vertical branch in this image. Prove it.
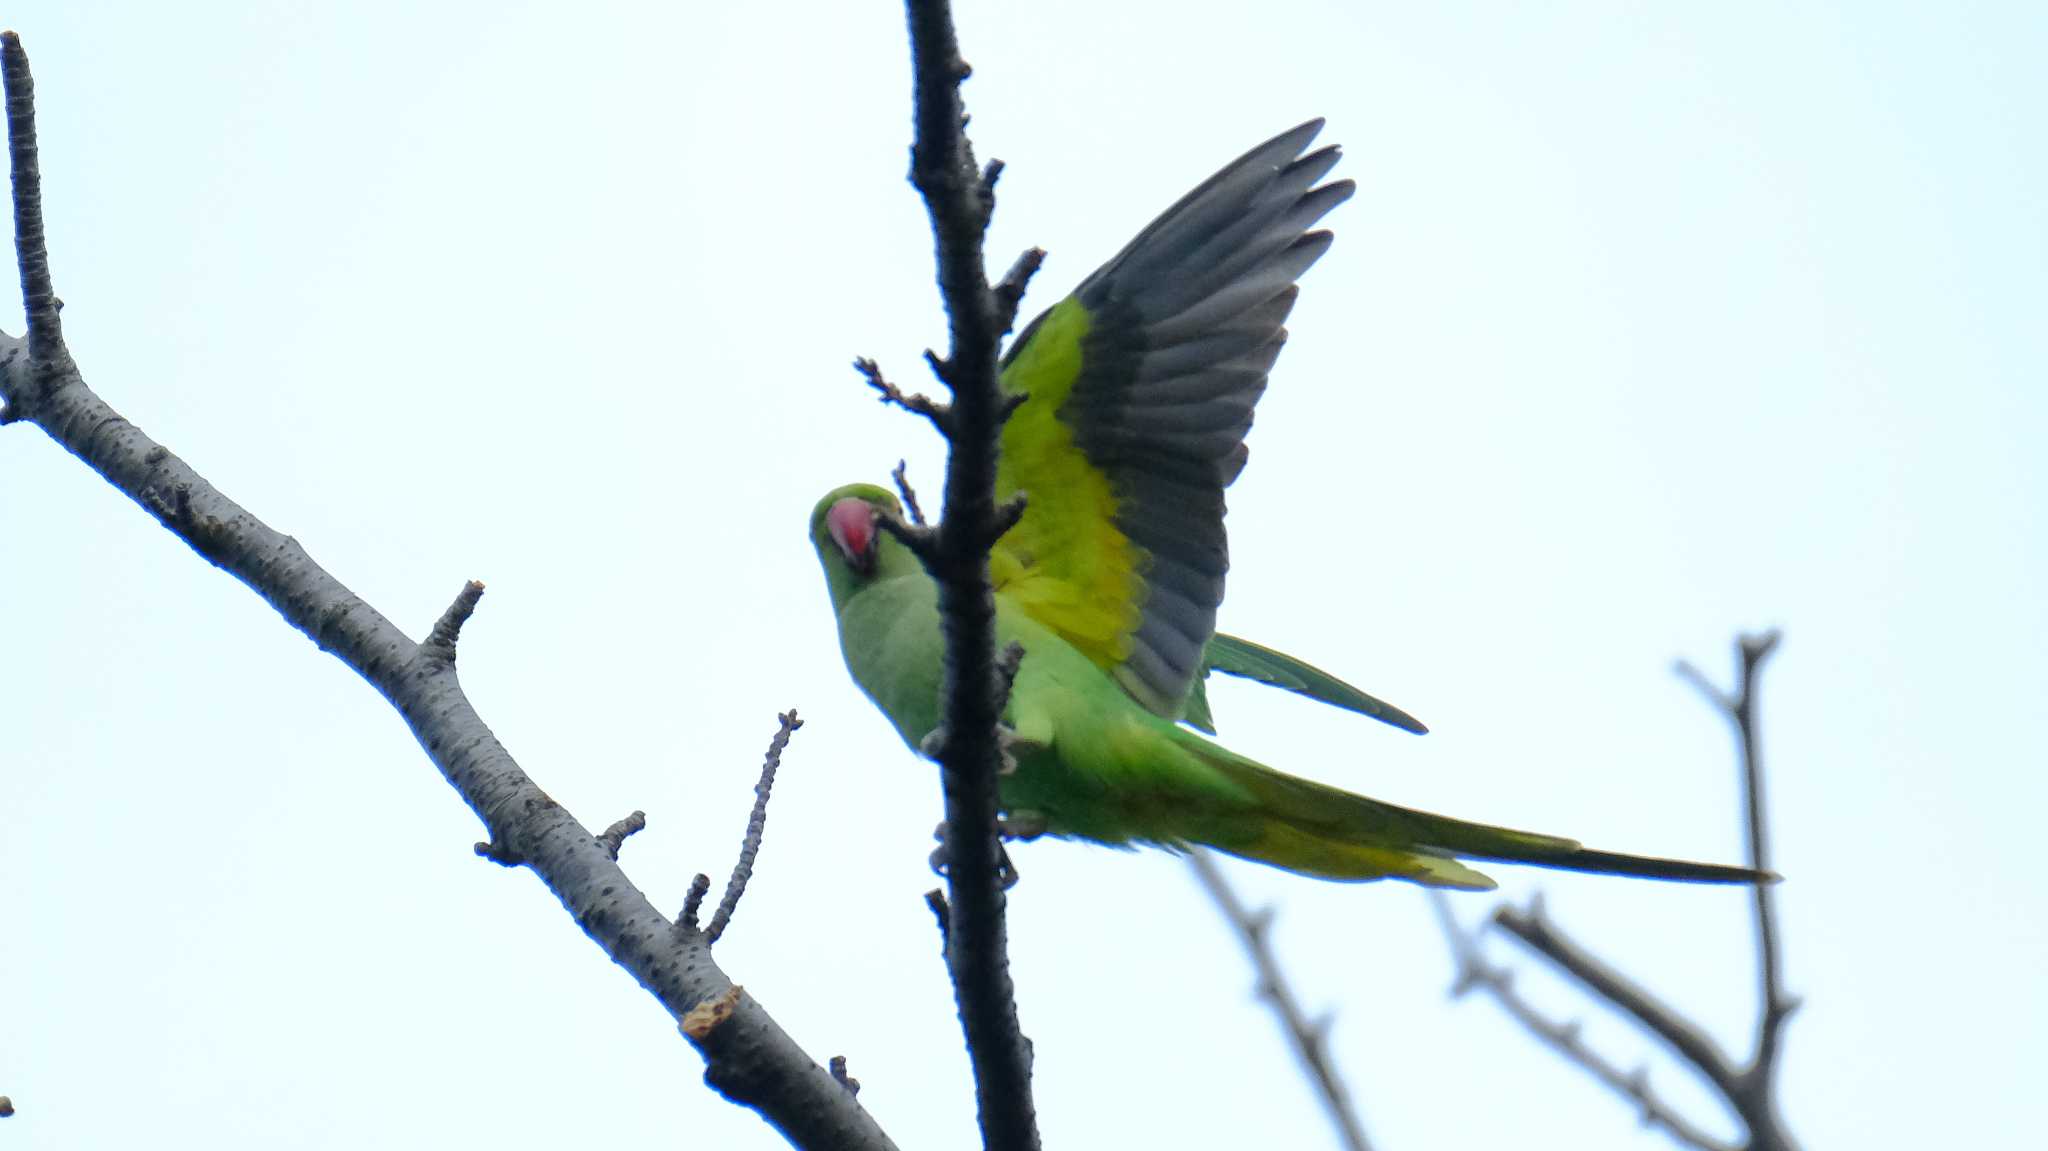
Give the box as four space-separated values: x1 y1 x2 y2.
1733 634 1793 1071
1 32 61 371
1190 851 1374 1151
901 3 1039 1149
1677 631 1800 1149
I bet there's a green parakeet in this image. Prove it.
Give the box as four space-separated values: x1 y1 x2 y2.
811 122 1766 889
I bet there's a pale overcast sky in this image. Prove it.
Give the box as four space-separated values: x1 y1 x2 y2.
3 3 2043 1149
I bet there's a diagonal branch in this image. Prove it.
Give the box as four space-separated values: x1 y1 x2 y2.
1190 850 1374 1151
706 709 802 944
898 3 1041 1149
1491 899 1740 1096
1432 893 1736 1151
0 35 892 1151
1435 629 1802 1151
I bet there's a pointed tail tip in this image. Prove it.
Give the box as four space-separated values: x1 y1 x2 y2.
1537 847 1779 886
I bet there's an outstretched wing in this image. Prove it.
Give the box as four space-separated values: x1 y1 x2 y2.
993 121 1353 716
1181 632 1428 736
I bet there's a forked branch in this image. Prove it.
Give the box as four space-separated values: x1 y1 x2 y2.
1434 631 1801 1151
0 32 891 1151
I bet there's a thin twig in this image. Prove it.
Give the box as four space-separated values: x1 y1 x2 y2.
1432 893 1736 1151
925 887 952 955
991 491 1028 539
857 356 949 431
990 247 1046 335
1676 631 1801 1149
1678 633 1796 1068
705 710 802 944
1432 629 1803 1151
596 811 647 861
679 873 712 931
993 640 1025 703
900 2 1040 1149
0 39 893 1151
891 459 926 526
422 579 485 664
1492 899 1740 1096
874 503 939 561
1191 850 1374 1151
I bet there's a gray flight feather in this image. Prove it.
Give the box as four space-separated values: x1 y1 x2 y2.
1003 120 1351 715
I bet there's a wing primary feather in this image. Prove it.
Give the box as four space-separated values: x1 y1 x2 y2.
1136 184 1353 321
1118 394 1261 434
1105 142 1344 303
992 121 1353 716
1131 292 1298 380
1079 120 1330 301
1122 365 1269 405
1145 239 1332 344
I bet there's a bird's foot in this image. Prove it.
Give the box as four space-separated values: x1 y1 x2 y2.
918 723 1043 776
928 822 1024 891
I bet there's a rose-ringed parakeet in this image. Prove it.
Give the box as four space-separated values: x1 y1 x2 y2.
811 121 1767 888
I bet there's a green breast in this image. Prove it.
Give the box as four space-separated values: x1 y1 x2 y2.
836 574 946 750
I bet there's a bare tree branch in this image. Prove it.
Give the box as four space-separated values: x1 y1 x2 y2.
421 579 485 661
990 247 1047 336
679 873 713 931
706 709 802 944
891 459 928 526
0 34 893 1151
1676 631 1801 1149
858 355 949 432
596 811 648 861
1432 893 1736 1151
830 1056 862 1098
1492 898 1741 1097
1677 633 1797 1063
1 33 60 377
926 887 952 952
1190 850 1375 1151
898 2 1040 1148
1432 629 1802 1151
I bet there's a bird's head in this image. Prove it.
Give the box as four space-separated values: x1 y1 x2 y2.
809 483 916 607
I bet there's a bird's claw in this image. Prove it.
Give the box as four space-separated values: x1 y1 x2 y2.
918 723 1040 776
928 822 1025 890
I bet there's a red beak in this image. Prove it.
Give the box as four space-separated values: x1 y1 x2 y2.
827 497 878 574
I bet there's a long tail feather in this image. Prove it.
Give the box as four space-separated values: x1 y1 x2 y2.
1183 733 1773 888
